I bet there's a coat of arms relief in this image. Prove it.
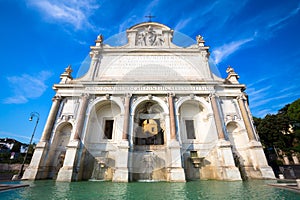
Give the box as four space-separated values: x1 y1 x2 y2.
135 26 165 46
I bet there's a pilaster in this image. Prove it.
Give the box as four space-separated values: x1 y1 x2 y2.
168 94 176 140
122 94 131 140
41 95 62 141
237 94 256 141
210 94 225 139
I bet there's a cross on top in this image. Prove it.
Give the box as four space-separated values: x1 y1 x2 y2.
145 14 156 22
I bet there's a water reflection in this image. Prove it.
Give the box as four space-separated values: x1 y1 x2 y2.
1 180 299 200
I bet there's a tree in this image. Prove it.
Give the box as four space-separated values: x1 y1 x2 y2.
255 98 300 154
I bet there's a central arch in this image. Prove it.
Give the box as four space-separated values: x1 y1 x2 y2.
129 97 168 181
133 100 165 145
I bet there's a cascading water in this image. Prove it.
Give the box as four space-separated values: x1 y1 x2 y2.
140 151 154 182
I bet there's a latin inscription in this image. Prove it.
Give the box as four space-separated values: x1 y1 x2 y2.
85 85 214 92
98 55 206 78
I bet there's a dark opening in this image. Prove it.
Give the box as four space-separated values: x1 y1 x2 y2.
185 120 196 139
104 120 114 139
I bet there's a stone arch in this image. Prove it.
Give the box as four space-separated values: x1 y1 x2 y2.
131 96 169 115
49 122 73 179
226 121 249 151
132 99 166 145
175 96 212 115
87 96 125 114
226 121 250 180
177 98 213 143
84 98 122 144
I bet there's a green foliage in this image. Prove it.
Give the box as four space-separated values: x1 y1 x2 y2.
11 142 21 153
255 98 300 155
287 99 300 122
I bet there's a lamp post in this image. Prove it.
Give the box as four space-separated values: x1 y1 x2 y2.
18 112 40 179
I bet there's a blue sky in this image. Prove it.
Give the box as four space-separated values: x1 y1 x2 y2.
0 0 299 143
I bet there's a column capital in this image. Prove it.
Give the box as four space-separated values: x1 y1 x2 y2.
168 93 175 97
237 93 247 101
81 93 90 99
209 92 219 99
52 95 62 102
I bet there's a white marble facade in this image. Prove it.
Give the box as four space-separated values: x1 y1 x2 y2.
23 22 275 182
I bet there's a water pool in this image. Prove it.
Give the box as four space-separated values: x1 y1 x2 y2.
1 180 299 200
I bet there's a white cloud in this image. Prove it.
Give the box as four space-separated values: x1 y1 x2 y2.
27 0 100 31
144 0 160 14
250 92 300 109
174 18 192 31
211 36 254 64
247 86 272 101
267 4 300 31
254 109 276 118
0 131 40 143
3 71 53 104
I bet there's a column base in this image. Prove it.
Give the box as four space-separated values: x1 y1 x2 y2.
168 168 186 182
112 168 129 182
217 139 242 181
167 140 186 182
22 141 49 180
56 140 80 182
247 140 276 179
221 166 242 181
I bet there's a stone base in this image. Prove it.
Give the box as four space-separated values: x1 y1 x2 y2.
259 166 276 179
215 139 242 181
112 168 129 182
247 140 276 179
56 166 74 182
56 140 80 182
222 167 242 181
243 166 275 180
168 168 186 182
22 141 49 180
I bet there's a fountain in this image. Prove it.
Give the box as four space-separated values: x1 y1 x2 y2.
131 150 166 182
89 157 107 181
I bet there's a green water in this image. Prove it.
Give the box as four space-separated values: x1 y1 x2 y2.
1 180 299 200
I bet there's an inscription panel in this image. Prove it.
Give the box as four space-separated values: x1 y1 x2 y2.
85 85 214 94
96 55 210 81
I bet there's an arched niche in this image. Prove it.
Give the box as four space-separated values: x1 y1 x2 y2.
85 100 122 144
226 121 249 151
50 122 72 178
133 100 165 145
178 100 210 142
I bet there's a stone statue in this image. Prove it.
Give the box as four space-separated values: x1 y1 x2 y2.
226 66 235 74
225 66 240 84
196 35 204 45
97 34 103 43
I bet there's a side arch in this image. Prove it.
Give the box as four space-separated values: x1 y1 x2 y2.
176 96 214 143
83 98 122 144
175 96 212 115
48 122 73 179
226 121 249 150
87 96 125 115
